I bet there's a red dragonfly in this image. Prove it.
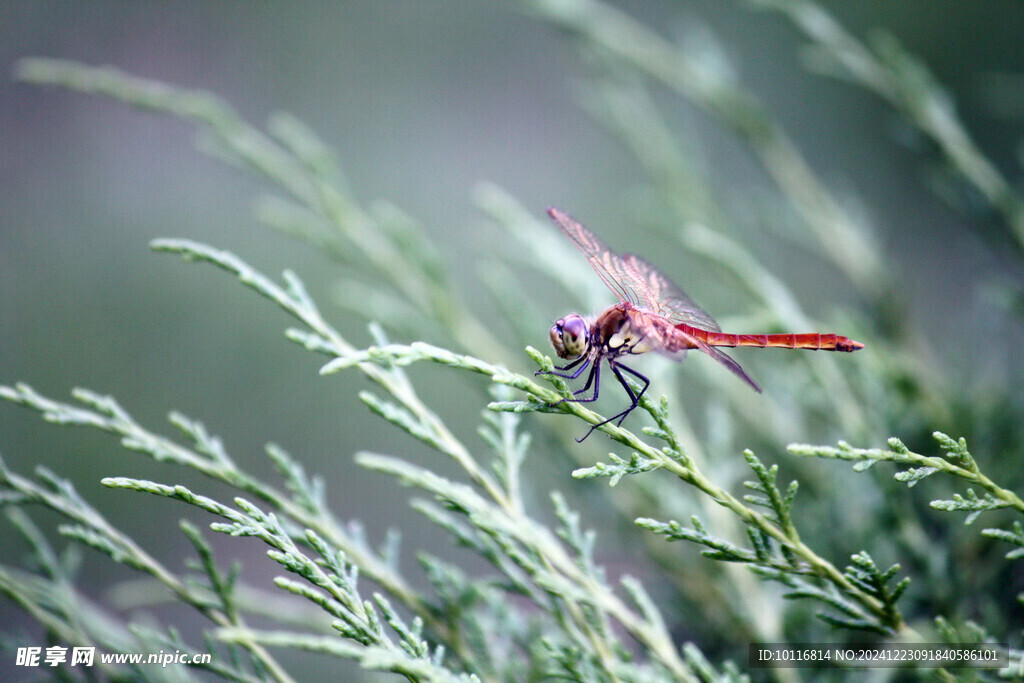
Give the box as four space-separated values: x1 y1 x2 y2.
538 208 864 441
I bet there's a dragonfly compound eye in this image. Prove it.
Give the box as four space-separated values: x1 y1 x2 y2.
550 315 589 359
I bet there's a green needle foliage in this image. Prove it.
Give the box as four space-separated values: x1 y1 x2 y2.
4 2 1024 681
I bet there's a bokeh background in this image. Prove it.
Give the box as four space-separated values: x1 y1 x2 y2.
2 2 1023 680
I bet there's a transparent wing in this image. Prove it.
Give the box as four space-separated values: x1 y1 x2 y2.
547 207 640 306
618 253 721 331
547 207 720 331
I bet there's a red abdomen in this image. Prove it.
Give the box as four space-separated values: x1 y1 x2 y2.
677 323 864 352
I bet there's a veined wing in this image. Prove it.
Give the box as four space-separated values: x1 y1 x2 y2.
618 252 721 331
547 207 639 307
547 207 721 331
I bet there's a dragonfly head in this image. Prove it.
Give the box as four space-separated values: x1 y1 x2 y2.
549 314 590 359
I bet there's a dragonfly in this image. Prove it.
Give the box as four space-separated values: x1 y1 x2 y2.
537 207 864 441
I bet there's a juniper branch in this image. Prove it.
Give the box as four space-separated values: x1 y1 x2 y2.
215 629 476 683
124 240 707 676
99 477 463 679
0 381 431 635
151 238 512 513
789 433 1024 518
346 339 906 634
0 458 294 683
355 452 699 682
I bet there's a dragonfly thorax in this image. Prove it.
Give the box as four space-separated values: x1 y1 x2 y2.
549 314 591 359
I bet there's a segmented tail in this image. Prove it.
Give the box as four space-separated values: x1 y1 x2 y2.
677 324 864 352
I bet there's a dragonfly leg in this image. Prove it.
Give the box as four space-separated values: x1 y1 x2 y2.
549 359 602 407
571 359 601 400
610 363 650 426
535 354 590 380
575 361 650 442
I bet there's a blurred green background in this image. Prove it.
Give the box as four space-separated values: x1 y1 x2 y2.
2 2 1023 680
